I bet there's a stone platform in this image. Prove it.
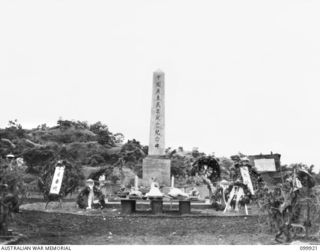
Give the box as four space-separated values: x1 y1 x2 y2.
20 202 258 217
106 199 210 210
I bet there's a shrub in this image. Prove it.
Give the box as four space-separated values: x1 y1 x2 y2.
22 146 57 174
110 174 120 184
88 154 105 166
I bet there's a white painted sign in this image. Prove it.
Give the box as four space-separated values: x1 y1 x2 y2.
49 166 65 194
254 158 276 172
240 166 254 195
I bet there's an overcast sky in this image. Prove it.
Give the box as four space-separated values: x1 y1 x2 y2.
0 0 319 171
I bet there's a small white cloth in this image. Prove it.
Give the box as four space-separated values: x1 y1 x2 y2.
294 178 302 191
168 187 189 198
87 188 94 209
129 189 142 197
146 182 163 198
99 175 105 181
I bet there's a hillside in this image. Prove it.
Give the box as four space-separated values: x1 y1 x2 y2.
0 119 146 175
1 119 319 188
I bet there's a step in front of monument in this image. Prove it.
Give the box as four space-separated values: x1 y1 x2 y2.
105 201 211 210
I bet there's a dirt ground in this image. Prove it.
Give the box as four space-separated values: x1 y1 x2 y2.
12 216 275 245
7 202 319 245
18 233 277 245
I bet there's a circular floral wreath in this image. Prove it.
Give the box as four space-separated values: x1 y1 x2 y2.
224 181 252 206
191 156 221 182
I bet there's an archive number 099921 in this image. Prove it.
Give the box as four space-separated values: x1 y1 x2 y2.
300 246 317 250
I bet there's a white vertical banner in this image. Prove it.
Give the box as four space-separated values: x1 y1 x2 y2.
49 166 65 194
134 175 139 190
240 166 254 195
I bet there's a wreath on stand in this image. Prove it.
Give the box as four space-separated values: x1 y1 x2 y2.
37 159 85 206
191 156 221 182
76 184 106 209
224 181 252 207
211 181 253 211
212 156 263 211
230 156 263 191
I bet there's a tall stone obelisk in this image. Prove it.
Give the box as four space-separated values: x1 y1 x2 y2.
142 70 171 186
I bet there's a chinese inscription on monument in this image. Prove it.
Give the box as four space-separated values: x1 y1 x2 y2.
149 70 165 156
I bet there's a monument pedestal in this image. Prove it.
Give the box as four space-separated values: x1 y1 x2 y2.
121 199 136 214
142 156 171 186
179 200 191 214
151 200 163 214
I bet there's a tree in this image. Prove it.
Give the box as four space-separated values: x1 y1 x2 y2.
88 154 105 166
88 165 114 182
119 139 146 163
111 139 147 177
113 133 125 144
97 129 114 146
57 119 73 130
22 146 58 174
90 121 115 146
191 147 205 159
0 120 25 140
36 124 49 131
74 121 89 130
170 155 192 178
89 121 108 134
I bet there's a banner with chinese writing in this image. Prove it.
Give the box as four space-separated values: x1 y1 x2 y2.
49 166 65 194
240 166 254 195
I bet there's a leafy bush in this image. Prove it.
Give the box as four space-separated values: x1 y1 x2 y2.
22 146 58 174
314 173 320 185
88 154 105 166
0 162 29 203
97 130 113 146
119 139 146 163
170 155 192 177
89 121 115 146
0 120 26 140
0 163 23 235
88 165 114 182
110 174 120 184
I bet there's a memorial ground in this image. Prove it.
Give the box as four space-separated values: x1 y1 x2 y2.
7 201 318 245
11 207 274 245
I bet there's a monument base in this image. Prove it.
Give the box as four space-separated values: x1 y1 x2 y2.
142 156 171 187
